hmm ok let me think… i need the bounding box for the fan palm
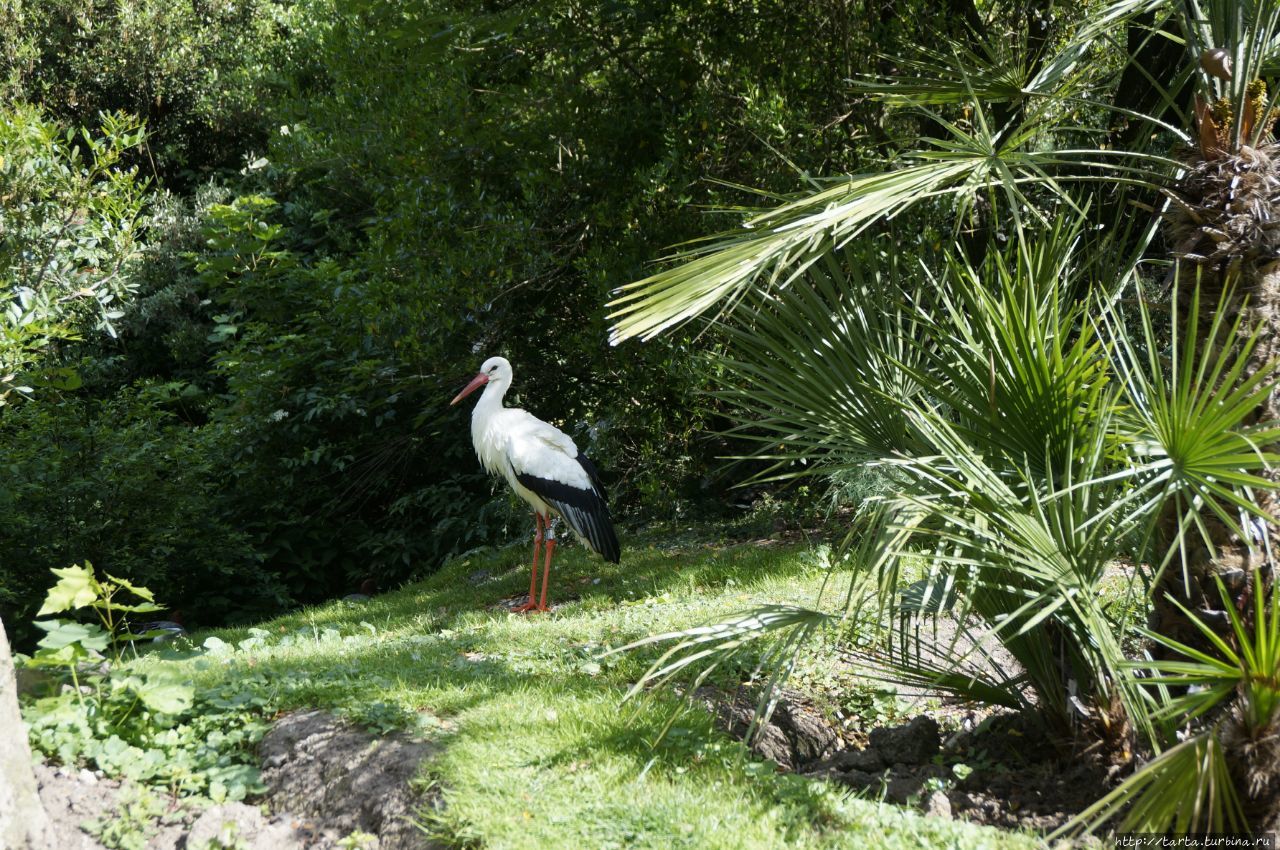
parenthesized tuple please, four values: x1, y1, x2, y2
(1058, 569, 1280, 834)
(611, 0, 1280, 832)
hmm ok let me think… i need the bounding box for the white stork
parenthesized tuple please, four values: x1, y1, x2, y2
(450, 356, 620, 612)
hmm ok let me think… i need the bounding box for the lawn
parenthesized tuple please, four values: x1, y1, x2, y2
(126, 527, 1034, 849)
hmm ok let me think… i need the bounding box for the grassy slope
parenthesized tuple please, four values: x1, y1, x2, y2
(168, 528, 1035, 850)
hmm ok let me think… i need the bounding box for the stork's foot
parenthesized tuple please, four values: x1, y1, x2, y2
(511, 597, 549, 614)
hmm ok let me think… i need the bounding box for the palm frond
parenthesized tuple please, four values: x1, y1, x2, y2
(1133, 570, 1280, 733)
(1030, 0, 1170, 94)
(609, 605, 831, 702)
(907, 222, 1113, 486)
(607, 130, 1173, 344)
(712, 244, 929, 476)
(850, 25, 1044, 107)
(840, 588, 1033, 711)
(607, 0, 1189, 345)
(887, 409, 1150, 733)
(1102, 278, 1280, 580)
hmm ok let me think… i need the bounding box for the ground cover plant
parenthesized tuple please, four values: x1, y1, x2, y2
(19, 564, 268, 803)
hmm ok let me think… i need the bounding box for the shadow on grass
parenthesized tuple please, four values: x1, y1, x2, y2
(156, 538, 846, 832)
(270, 533, 825, 629)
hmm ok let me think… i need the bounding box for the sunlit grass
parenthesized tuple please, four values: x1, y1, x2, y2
(148, 531, 1036, 849)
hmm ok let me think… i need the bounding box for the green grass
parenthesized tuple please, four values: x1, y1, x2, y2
(144, 529, 1036, 850)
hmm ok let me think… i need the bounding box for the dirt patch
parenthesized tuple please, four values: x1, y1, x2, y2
(32, 710, 440, 850)
(260, 710, 440, 850)
(34, 763, 201, 850)
(943, 714, 1114, 831)
(695, 687, 845, 772)
(34, 764, 114, 850)
(702, 688, 1113, 834)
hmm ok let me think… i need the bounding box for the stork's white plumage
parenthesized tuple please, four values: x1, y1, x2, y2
(450, 356, 620, 612)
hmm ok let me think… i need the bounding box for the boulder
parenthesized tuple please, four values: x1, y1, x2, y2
(867, 715, 941, 766)
(0, 616, 55, 850)
(259, 710, 437, 850)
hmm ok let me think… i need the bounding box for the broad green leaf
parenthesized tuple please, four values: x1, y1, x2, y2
(136, 681, 195, 715)
(34, 619, 110, 652)
(37, 563, 99, 615)
(104, 573, 156, 602)
(95, 601, 164, 614)
(202, 636, 231, 655)
(28, 642, 89, 667)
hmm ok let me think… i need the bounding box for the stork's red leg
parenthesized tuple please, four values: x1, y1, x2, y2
(512, 514, 544, 613)
(536, 533, 556, 612)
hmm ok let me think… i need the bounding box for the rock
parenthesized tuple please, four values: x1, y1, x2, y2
(924, 790, 952, 819)
(805, 746, 883, 776)
(259, 710, 437, 850)
(836, 769, 882, 793)
(837, 746, 885, 772)
(702, 693, 796, 770)
(466, 569, 493, 585)
(698, 688, 841, 771)
(29, 705, 440, 850)
(867, 715, 941, 766)
(0, 617, 59, 850)
(187, 803, 303, 850)
(885, 772, 927, 804)
(32, 763, 116, 850)
(772, 702, 838, 764)
(844, 768, 885, 788)
(744, 719, 795, 770)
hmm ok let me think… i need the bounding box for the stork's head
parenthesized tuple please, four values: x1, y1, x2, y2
(450, 356, 512, 405)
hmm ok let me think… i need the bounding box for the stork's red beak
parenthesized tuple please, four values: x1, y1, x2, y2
(450, 372, 489, 405)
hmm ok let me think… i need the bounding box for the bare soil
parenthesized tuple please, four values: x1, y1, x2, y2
(34, 710, 439, 850)
(704, 686, 1113, 832)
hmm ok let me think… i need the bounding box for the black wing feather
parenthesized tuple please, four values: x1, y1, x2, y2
(575, 451, 608, 501)
(514, 452, 620, 563)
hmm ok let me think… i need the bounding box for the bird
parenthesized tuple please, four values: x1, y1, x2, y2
(132, 610, 186, 644)
(450, 356, 620, 612)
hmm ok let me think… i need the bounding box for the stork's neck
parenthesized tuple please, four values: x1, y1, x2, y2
(471, 376, 510, 427)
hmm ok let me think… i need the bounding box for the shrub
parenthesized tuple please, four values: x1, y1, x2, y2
(0, 0, 293, 184)
(0, 103, 149, 400)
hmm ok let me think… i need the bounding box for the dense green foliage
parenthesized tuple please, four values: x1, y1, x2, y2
(609, 0, 1280, 834)
(0, 0, 962, 643)
(0, 104, 149, 399)
(0, 0, 289, 183)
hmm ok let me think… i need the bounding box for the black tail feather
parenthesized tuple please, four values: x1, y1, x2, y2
(551, 497, 620, 563)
